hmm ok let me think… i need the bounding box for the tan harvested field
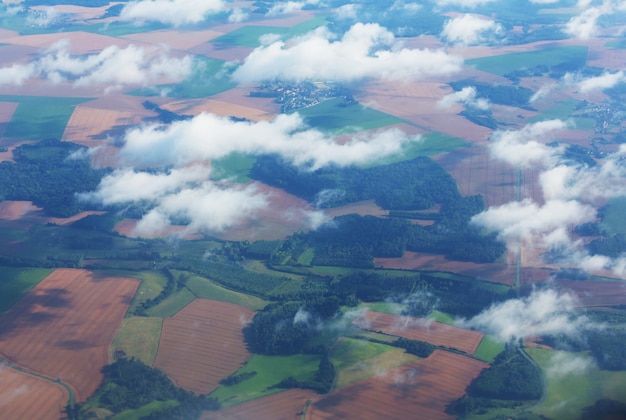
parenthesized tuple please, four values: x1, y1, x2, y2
(163, 98, 276, 121)
(203, 389, 317, 420)
(62, 105, 138, 147)
(123, 29, 224, 50)
(0, 201, 40, 220)
(0, 364, 69, 420)
(113, 218, 202, 240)
(153, 299, 254, 394)
(307, 350, 488, 420)
(0, 269, 139, 402)
(358, 81, 492, 143)
(210, 87, 280, 115)
(356, 311, 484, 355)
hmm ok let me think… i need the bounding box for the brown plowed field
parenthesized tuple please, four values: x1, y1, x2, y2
(554, 279, 626, 307)
(0, 269, 139, 402)
(355, 311, 484, 355)
(0, 200, 105, 227)
(306, 350, 488, 420)
(153, 299, 255, 394)
(0, 364, 69, 419)
(203, 389, 317, 420)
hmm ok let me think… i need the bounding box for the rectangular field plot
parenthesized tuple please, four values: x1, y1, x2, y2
(307, 350, 488, 420)
(355, 310, 484, 355)
(0, 364, 69, 420)
(204, 389, 317, 420)
(153, 298, 255, 394)
(0, 269, 139, 401)
(0, 95, 92, 141)
(466, 46, 588, 76)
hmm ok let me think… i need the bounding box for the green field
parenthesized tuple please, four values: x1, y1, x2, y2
(112, 400, 178, 420)
(473, 336, 505, 362)
(600, 196, 626, 235)
(335, 346, 418, 388)
(210, 152, 256, 183)
(210, 354, 321, 407)
(0, 267, 52, 313)
(179, 271, 267, 310)
(429, 310, 456, 325)
(146, 288, 196, 318)
(107, 270, 167, 315)
(362, 301, 405, 314)
(605, 39, 626, 49)
(296, 98, 404, 133)
(213, 15, 328, 47)
(330, 337, 395, 371)
(527, 348, 626, 419)
(466, 46, 588, 76)
(0, 95, 91, 141)
(110, 317, 163, 366)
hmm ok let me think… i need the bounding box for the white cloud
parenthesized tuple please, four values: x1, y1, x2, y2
(118, 112, 420, 171)
(266, 0, 319, 16)
(0, 63, 37, 86)
(433, 0, 496, 7)
(564, 7, 602, 39)
(437, 86, 490, 110)
(472, 198, 596, 250)
(228, 7, 248, 23)
(120, 0, 228, 26)
(1, 0, 23, 4)
(488, 120, 569, 168)
(546, 352, 593, 379)
(440, 14, 504, 45)
(83, 111, 420, 235)
(575, 71, 626, 94)
(334, 4, 360, 20)
(458, 289, 590, 342)
(232, 23, 463, 84)
(0, 40, 193, 91)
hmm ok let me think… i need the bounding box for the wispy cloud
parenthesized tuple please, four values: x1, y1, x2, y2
(232, 23, 463, 84)
(437, 86, 490, 110)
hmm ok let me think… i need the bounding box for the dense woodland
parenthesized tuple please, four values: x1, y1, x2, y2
(0, 139, 105, 217)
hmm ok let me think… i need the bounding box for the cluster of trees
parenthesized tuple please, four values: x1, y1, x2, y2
(273, 353, 336, 394)
(219, 371, 257, 386)
(0, 139, 105, 217)
(250, 155, 460, 210)
(133, 269, 177, 316)
(79, 358, 219, 419)
(448, 346, 543, 416)
(449, 81, 535, 110)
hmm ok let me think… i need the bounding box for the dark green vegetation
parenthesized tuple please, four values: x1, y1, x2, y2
(448, 346, 544, 417)
(0, 139, 105, 217)
(449, 80, 535, 110)
(78, 358, 219, 420)
(0, 267, 52, 313)
(0, 96, 91, 141)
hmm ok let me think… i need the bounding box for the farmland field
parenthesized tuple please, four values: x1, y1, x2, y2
(179, 271, 268, 310)
(466, 46, 588, 76)
(145, 287, 196, 318)
(0, 269, 139, 401)
(527, 348, 626, 419)
(204, 389, 317, 420)
(0, 267, 52, 314)
(307, 350, 488, 420)
(355, 311, 484, 355)
(153, 299, 255, 394)
(110, 316, 163, 366)
(0, 95, 91, 141)
(210, 353, 321, 407)
(295, 98, 404, 133)
(0, 364, 69, 420)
